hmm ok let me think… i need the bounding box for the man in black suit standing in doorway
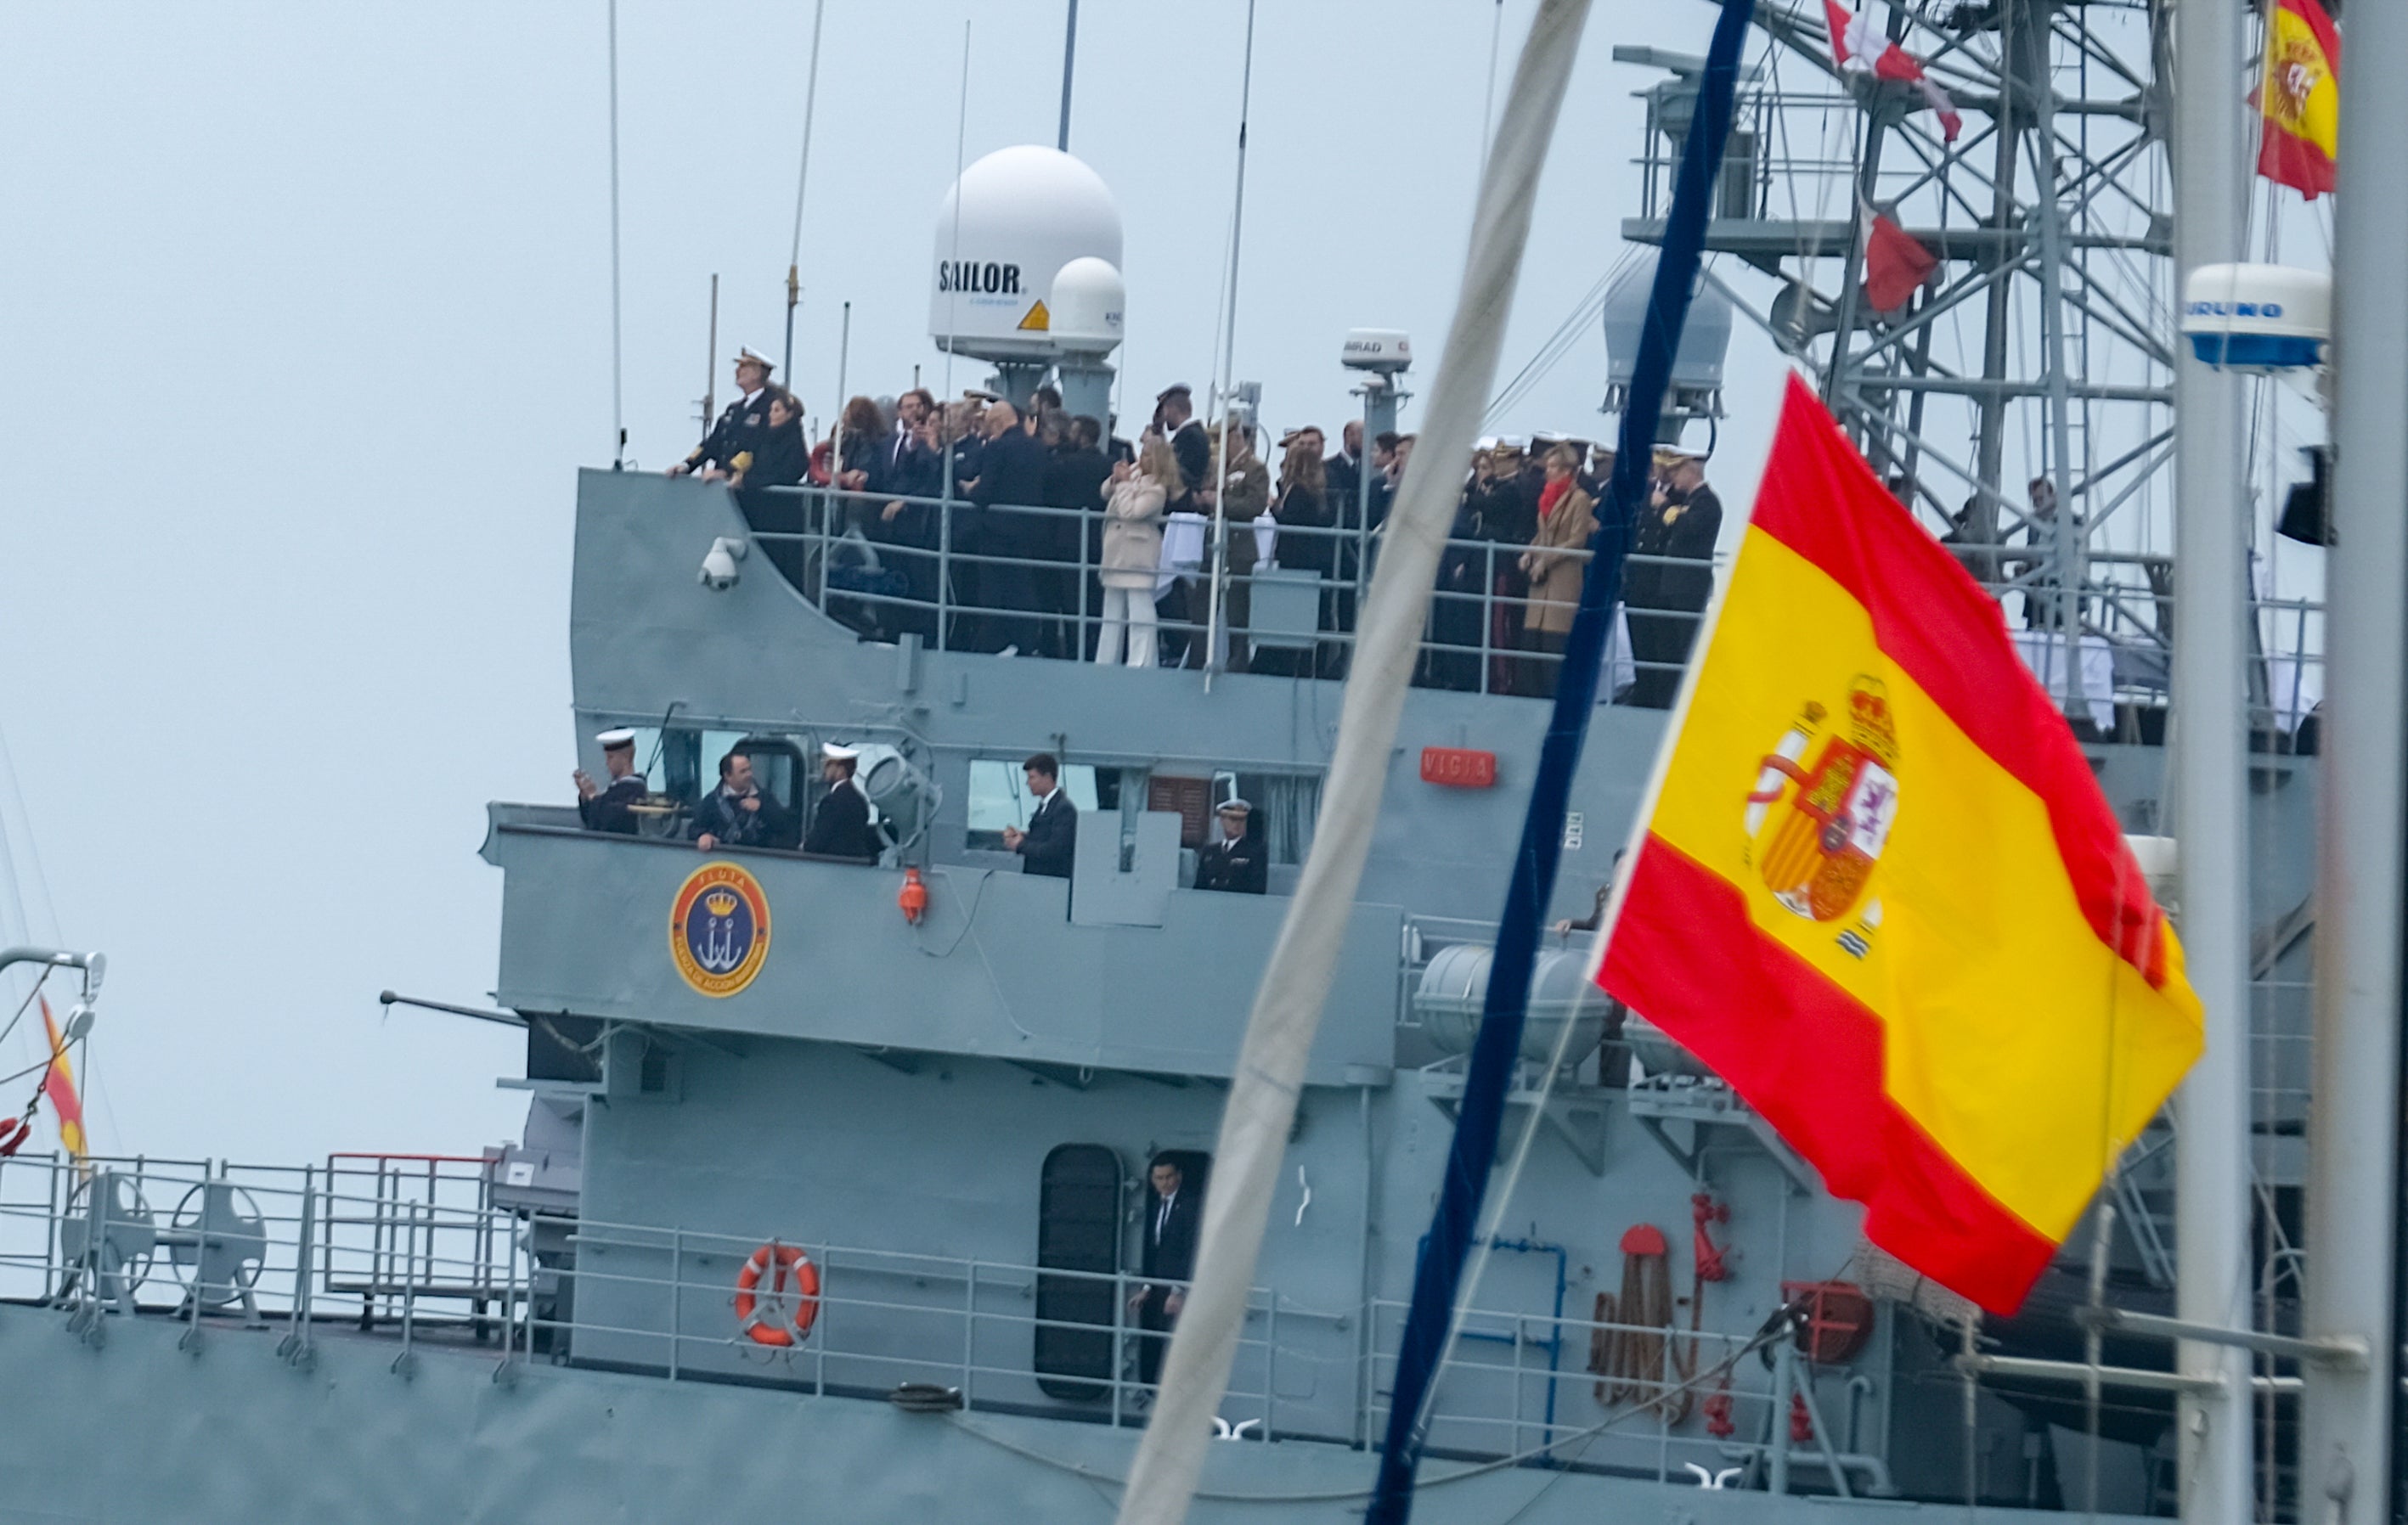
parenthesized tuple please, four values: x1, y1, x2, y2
(1130, 1155, 1199, 1390)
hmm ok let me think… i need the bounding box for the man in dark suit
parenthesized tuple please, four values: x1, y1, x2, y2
(1194, 800, 1266, 893)
(1129, 1155, 1200, 1388)
(967, 402, 1052, 653)
(804, 743, 883, 859)
(668, 347, 778, 481)
(1001, 753, 1077, 878)
(572, 729, 646, 835)
(1154, 384, 1212, 495)
(1044, 415, 1113, 657)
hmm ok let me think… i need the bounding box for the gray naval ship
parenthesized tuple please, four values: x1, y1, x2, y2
(0, 0, 2370, 1518)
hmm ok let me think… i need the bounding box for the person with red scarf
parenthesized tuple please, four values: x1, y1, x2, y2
(1517, 443, 1599, 698)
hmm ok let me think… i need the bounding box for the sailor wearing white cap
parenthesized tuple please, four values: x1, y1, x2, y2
(804, 742, 882, 860)
(574, 729, 646, 836)
(1193, 799, 1266, 895)
(668, 346, 780, 481)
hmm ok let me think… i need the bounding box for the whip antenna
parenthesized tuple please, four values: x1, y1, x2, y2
(782, 0, 828, 380)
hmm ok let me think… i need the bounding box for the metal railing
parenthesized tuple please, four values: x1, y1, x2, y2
(739, 484, 1711, 702)
(733, 484, 2323, 734)
(0, 1150, 1893, 1493)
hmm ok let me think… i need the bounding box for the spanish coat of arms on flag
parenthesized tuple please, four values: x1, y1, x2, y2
(1595, 374, 2203, 1314)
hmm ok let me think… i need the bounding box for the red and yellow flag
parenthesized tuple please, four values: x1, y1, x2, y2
(39, 997, 87, 1161)
(2256, 0, 2340, 199)
(1597, 376, 2202, 1314)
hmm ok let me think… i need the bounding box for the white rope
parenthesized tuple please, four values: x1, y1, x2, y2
(1109, 3, 1594, 1519)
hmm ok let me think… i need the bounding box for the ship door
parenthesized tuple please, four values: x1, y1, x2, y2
(1035, 1145, 1123, 1398)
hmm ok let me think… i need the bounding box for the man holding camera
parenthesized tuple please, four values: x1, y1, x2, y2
(573, 729, 646, 836)
(691, 750, 796, 853)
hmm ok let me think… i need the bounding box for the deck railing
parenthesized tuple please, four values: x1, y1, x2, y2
(733, 484, 2322, 736)
(0, 1150, 1883, 1494)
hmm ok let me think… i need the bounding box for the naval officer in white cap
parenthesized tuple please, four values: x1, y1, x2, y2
(804, 742, 882, 860)
(668, 346, 779, 482)
(574, 729, 646, 835)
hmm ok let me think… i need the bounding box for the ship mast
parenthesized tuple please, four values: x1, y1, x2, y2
(2302, 0, 2407, 1502)
(2167, 0, 2253, 1511)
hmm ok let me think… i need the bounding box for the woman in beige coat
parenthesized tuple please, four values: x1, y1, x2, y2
(1096, 436, 1176, 667)
(1517, 442, 1599, 698)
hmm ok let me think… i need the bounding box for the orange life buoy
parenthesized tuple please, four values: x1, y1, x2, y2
(733, 1241, 820, 1347)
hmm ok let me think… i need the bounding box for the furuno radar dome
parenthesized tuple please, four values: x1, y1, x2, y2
(929, 146, 1124, 363)
(2180, 263, 2330, 373)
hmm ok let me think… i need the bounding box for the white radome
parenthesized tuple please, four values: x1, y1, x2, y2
(929, 146, 1124, 363)
(1048, 256, 1125, 355)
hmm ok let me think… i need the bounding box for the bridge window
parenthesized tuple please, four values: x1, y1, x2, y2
(966, 760, 1117, 852)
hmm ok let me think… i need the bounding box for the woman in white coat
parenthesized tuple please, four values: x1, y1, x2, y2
(1096, 436, 1175, 667)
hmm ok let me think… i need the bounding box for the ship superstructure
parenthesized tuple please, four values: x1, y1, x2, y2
(0, 455, 2320, 1520)
(0, 2, 2349, 1518)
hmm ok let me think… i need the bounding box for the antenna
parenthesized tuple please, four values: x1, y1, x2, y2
(941, 22, 969, 406)
(1479, 0, 1504, 166)
(1200, 0, 1259, 688)
(783, 0, 827, 380)
(606, 0, 625, 468)
(700, 274, 720, 436)
(1056, 0, 1080, 152)
(832, 301, 853, 481)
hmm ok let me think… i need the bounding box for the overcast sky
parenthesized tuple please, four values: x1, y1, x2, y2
(0, 0, 2002, 1166)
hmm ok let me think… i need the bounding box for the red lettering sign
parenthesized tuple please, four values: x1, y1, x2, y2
(1420, 747, 1497, 789)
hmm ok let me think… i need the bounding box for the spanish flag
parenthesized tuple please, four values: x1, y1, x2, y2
(39, 997, 87, 1161)
(2256, 0, 2340, 200)
(1597, 376, 2202, 1314)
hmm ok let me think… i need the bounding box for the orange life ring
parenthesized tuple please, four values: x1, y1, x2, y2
(733, 1241, 820, 1347)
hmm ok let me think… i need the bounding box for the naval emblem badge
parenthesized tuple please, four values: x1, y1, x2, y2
(670, 863, 772, 997)
(1741, 678, 1899, 926)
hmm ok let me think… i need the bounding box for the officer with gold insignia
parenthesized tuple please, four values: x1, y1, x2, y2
(668, 346, 779, 481)
(573, 729, 646, 835)
(1194, 800, 1266, 894)
(1624, 447, 1723, 709)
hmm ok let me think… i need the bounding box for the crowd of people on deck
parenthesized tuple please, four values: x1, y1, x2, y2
(663, 347, 1723, 706)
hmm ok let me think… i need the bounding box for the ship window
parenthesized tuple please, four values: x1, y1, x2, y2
(1035, 1144, 1123, 1398)
(609, 727, 692, 797)
(966, 759, 1114, 852)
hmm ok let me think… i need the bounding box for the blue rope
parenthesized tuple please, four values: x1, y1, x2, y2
(1362, 1, 1757, 1515)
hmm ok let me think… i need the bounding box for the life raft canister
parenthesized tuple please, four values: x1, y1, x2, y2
(733, 1241, 821, 1347)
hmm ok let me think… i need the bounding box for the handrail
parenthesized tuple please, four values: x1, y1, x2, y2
(721, 482, 2321, 724)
